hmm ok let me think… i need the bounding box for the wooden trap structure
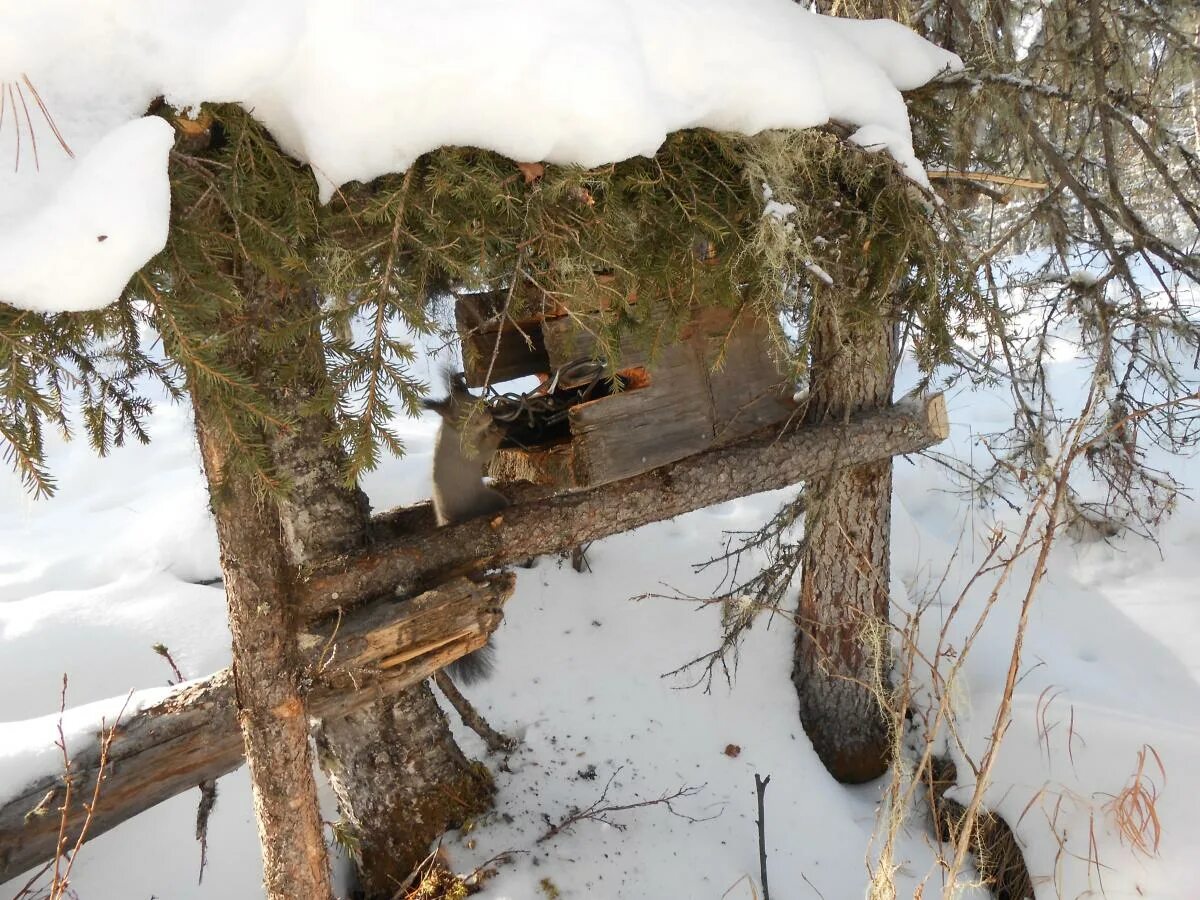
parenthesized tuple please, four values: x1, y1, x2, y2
(455, 288, 798, 489)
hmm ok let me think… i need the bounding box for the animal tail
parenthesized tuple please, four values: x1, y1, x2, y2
(446, 638, 496, 685)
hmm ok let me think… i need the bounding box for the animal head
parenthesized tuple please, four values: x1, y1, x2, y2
(423, 370, 506, 461)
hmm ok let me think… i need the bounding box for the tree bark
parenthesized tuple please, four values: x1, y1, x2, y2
(315, 687, 495, 897)
(257, 287, 496, 899)
(191, 403, 334, 900)
(793, 309, 897, 784)
(788, 0, 911, 787)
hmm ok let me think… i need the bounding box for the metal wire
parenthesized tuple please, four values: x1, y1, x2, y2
(485, 357, 608, 437)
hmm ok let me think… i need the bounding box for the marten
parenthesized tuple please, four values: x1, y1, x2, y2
(422, 370, 509, 683)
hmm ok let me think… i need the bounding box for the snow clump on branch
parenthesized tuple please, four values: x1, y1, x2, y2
(0, 0, 962, 313)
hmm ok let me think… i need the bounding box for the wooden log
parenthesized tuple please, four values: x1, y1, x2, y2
(301, 394, 951, 619)
(0, 575, 513, 884)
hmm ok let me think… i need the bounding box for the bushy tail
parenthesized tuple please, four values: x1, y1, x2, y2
(446, 639, 496, 685)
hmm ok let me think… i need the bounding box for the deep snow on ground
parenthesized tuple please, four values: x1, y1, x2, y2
(2, 335, 1199, 898)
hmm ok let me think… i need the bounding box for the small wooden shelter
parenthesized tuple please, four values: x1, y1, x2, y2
(455, 288, 798, 489)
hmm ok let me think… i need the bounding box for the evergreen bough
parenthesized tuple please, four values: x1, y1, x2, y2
(2, 104, 976, 494)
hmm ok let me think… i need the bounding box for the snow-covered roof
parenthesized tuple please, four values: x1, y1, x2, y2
(0, 0, 961, 313)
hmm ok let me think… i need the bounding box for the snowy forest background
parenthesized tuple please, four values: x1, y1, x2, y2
(2, 0, 1199, 898)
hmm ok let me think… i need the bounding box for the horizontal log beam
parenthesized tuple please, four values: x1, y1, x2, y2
(300, 394, 950, 619)
(0, 575, 513, 884)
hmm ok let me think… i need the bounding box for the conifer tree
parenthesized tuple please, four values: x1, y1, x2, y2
(914, 0, 1200, 529)
(770, 0, 1199, 785)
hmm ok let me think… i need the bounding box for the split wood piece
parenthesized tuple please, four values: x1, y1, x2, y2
(0, 575, 513, 883)
(301, 394, 951, 620)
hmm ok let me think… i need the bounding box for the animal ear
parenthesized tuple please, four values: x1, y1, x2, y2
(422, 397, 450, 417)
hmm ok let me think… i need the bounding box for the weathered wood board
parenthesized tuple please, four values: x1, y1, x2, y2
(486, 300, 796, 488)
(455, 290, 551, 387)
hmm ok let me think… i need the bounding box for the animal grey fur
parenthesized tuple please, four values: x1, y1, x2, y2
(422, 370, 508, 683)
(423, 373, 509, 526)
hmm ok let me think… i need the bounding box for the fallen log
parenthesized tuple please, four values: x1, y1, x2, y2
(300, 393, 950, 618)
(0, 575, 513, 883)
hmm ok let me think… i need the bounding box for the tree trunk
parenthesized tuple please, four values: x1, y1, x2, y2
(255, 288, 495, 899)
(785, 0, 912, 789)
(0, 575, 512, 885)
(314, 687, 495, 896)
(792, 292, 898, 784)
(191, 396, 334, 900)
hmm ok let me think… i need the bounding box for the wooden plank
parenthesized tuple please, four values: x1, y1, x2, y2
(540, 308, 654, 372)
(455, 292, 550, 387)
(567, 347, 714, 486)
(702, 314, 795, 442)
(535, 304, 795, 485)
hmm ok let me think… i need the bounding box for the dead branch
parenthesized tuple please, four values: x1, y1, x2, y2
(536, 766, 714, 845)
(432, 671, 516, 755)
(754, 774, 771, 900)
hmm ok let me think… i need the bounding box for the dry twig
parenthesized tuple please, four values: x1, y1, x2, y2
(432, 670, 515, 755)
(536, 766, 714, 844)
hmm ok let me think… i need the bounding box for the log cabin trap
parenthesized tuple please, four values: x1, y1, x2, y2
(455, 285, 797, 489)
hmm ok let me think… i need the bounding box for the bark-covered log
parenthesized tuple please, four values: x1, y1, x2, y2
(301, 394, 950, 619)
(0, 575, 512, 884)
(192, 389, 334, 900)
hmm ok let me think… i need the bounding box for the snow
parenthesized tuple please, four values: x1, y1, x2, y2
(891, 474, 1200, 899)
(2, 330, 1200, 898)
(0, 117, 174, 312)
(0, 686, 180, 804)
(0, 0, 961, 313)
(761, 183, 798, 221)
